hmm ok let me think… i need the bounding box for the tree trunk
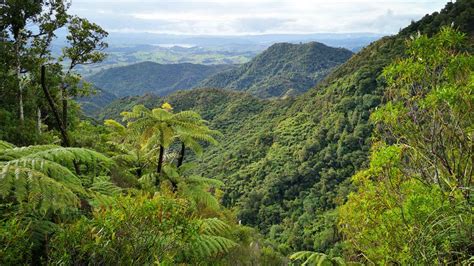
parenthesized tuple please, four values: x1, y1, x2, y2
(61, 83, 68, 130)
(18, 77, 24, 122)
(36, 107, 41, 134)
(177, 142, 185, 167)
(41, 66, 81, 175)
(15, 39, 24, 123)
(156, 145, 164, 186)
(40, 65, 70, 147)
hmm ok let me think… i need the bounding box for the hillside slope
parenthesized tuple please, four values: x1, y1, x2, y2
(199, 42, 353, 98)
(93, 0, 473, 254)
(200, 0, 474, 253)
(87, 61, 234, 97)
(77, 89, 117, 116)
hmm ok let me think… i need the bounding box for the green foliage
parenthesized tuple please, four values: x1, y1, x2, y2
(0, 140, 260, 265)
(2, 1, 473, 265)
(121, 104, 220, 151)
(87, 61, 233, 97)
(201, 42, 353, 98)
(48, 193, 197, 264)
(400, 0, 474, 37)
(0, 142, 113, 213)
(0, 140, 121, 264)
(290, 251, 346, 266)
(0, 0, 108, 146)
(0, 218, 33, 265)
(339, 27, 473, 264)
(87, 1, 474, 258)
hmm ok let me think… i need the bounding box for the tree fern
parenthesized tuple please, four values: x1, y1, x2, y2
(119, 104, 221, 177)
(1, 158, 84, 190)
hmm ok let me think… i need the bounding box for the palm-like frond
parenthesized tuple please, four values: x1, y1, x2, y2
(162, 164, 222, 210)
(200, 218, 232, 236)
(89, 176, 122, 196)
(104, 119, 127, 139)
(28, 147, 113, 171)
(179, 183, 220, 210)
(121, 104, 221, 158)
(0, 140, 15, 151)
(290, 251, 346, 266)
(1, 158, 85, 194)
(188, 234, 237, 258)
(0, 164, 80, 213)
(0, 145, 60, 161)
(0, 142, 114, 214)
(184, 218, 237, 259)
(187, 175, 224, 187)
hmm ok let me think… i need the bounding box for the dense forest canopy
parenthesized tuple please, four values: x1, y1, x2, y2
(0, 0, 472, 265)
(87, 61, 234, 97)
(199, 42, 353, 98)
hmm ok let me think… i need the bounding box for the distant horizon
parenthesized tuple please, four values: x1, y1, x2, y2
(70, 0, 448, 36)
(102, 31, 387, 37)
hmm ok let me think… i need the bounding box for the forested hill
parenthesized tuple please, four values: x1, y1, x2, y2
(93, 0, 474, 257)
(194, 0, 473, 254)
(87, 61, 234, 97)
(199, 42, 353, 98)
(1, 0, 473, 264)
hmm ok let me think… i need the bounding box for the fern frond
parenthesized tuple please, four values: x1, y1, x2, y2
(152, 108, 173, 120)
(138, 173, 157, 187)
(188, 234, 237, 258)
(290, 251, 345, 266)
(179, 184, 220, 210)
(121, 104, 151, 121)
(1, 159, 85, 194)
(200, 218, 232, 236)
(177, 162, 198, 173)
(89, 176, 122, 196)
(187, 175, 224, 187)
(28, 147, 113, 171)
(88, 191, 118, 208)
(0, 140, 15, 151)
(0, 145, 60, 161)
(179, 137, 203, 156)
(332, 257, 347, 265)
(104, 119, 127, 140)
(0, 165, 80, 213)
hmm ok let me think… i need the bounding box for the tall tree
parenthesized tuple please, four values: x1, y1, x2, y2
(59, 16, 108, 131)
(0, 0, 69, 122)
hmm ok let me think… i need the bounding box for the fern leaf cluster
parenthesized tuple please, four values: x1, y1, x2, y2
(116, 104, 221, 156)
(184, 218, 237, 260)
(290, 251, 346, 266)
(0, 141, 116, 214)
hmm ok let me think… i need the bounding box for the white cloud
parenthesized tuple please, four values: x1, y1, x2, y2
(69, 0, 449, 35)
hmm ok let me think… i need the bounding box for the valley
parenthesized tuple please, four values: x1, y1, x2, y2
(0, 0, 472, 264)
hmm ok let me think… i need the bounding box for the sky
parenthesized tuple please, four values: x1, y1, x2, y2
(69, 0, 449, 36)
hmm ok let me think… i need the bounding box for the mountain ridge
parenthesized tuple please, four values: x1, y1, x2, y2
(90, 0, 474, 254)
(87, 61, 234, 97)
(199, 41, 353, 98)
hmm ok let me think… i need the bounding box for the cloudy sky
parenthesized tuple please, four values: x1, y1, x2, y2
(69, 0, 449, 35)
